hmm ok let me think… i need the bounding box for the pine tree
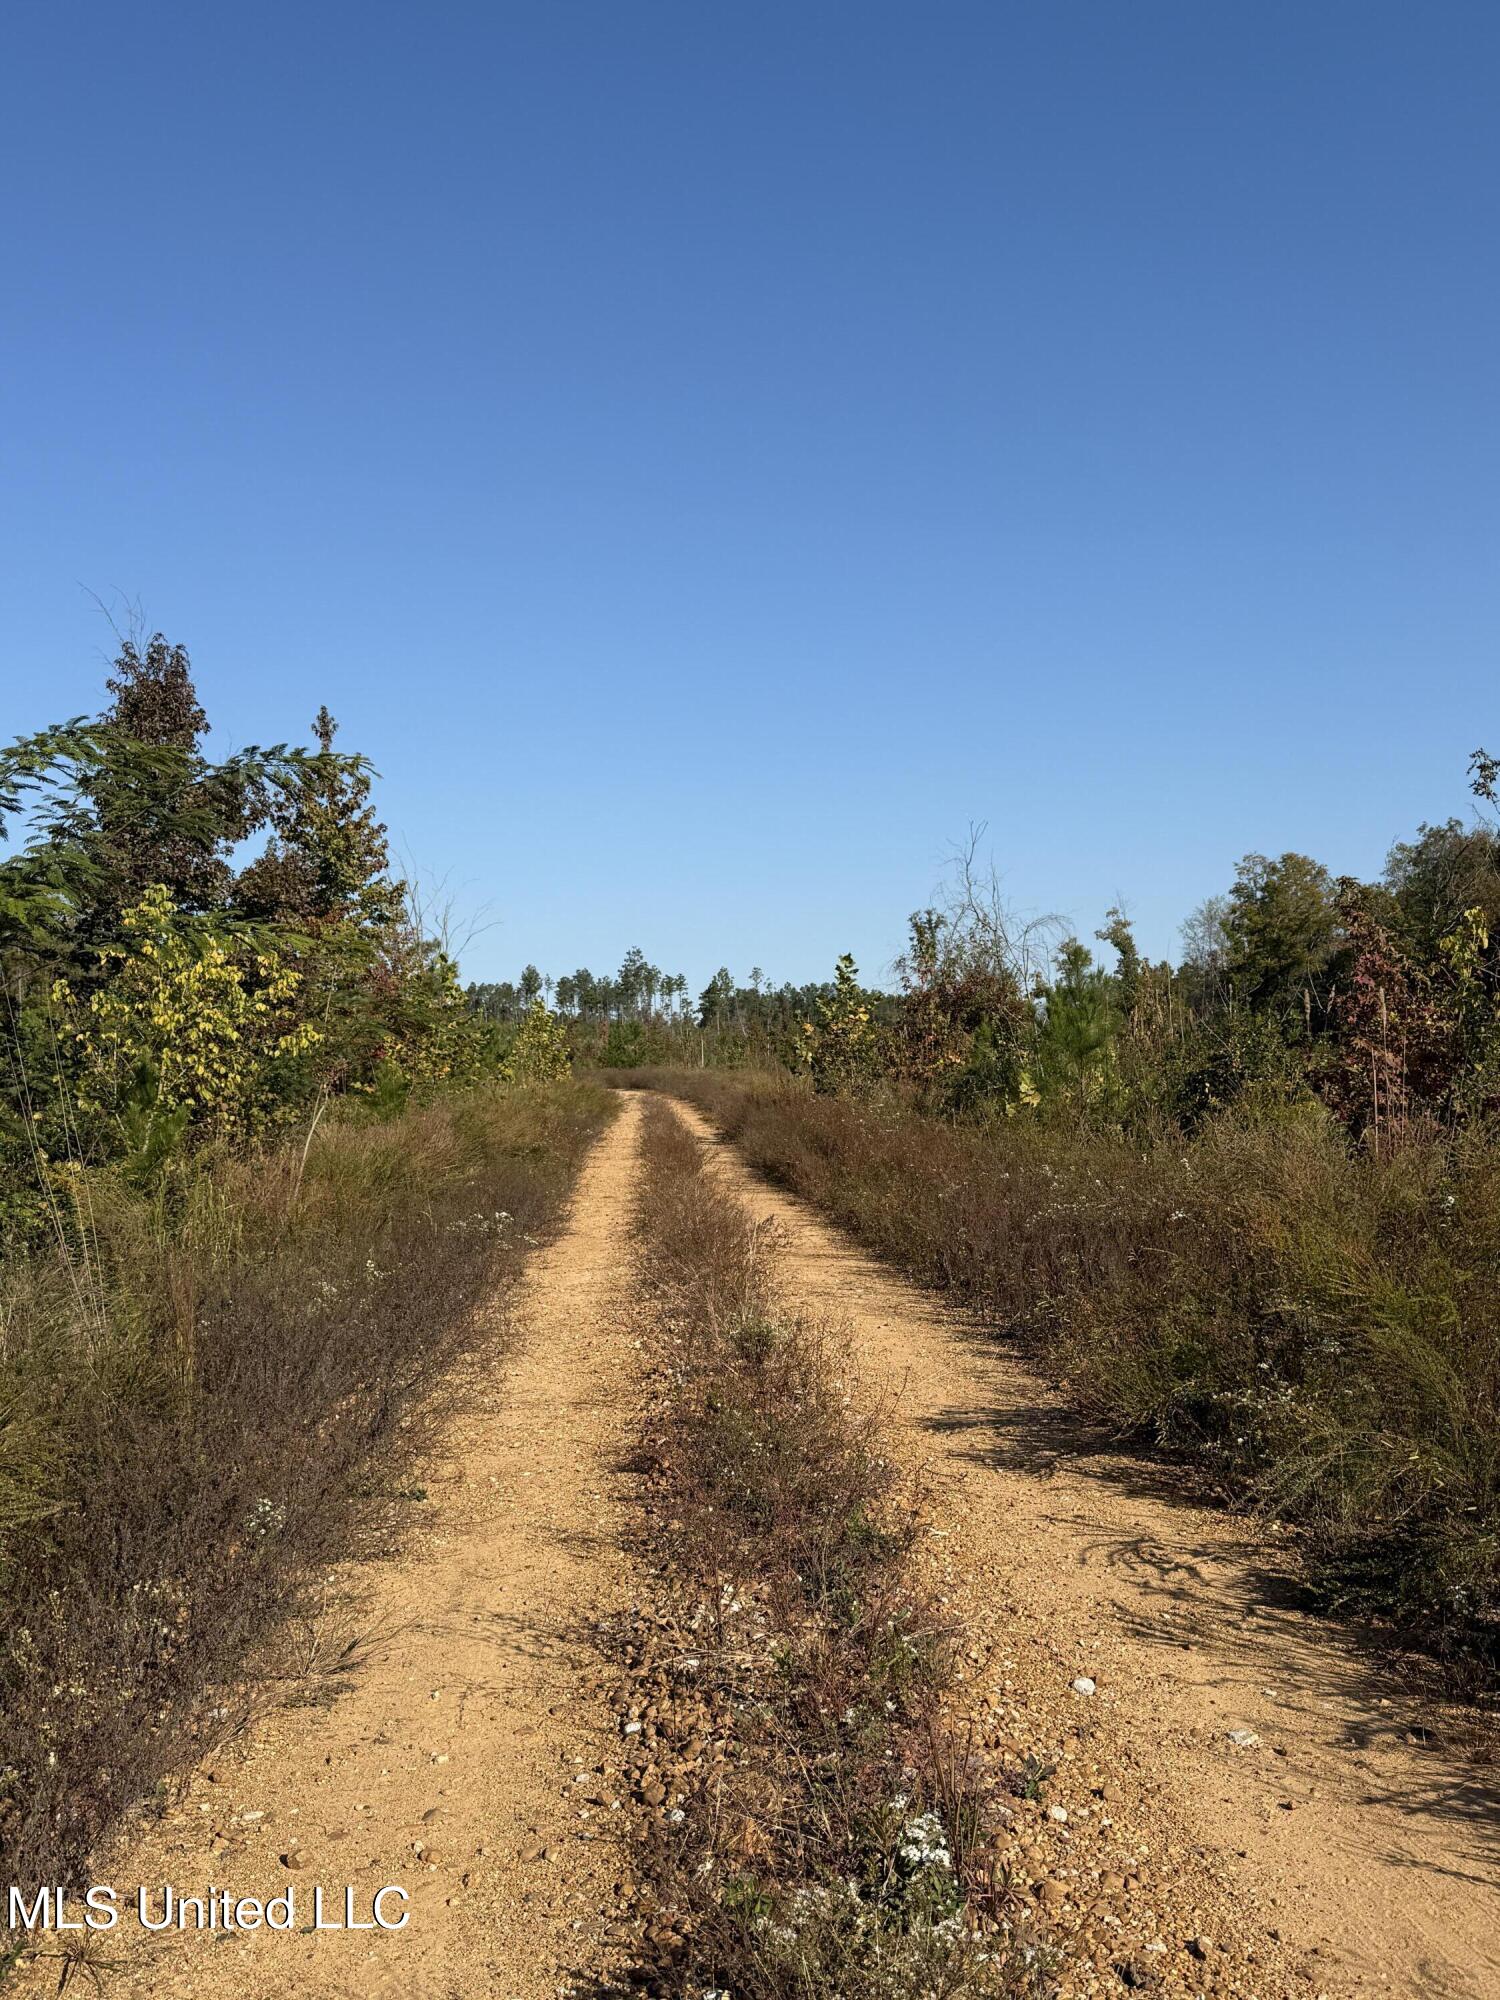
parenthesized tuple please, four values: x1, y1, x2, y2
(237, 708, 393, 926)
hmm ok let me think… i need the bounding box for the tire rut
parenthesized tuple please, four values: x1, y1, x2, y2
(666, 1093, 1500, 2000)
(16, 1096, 645, 2000)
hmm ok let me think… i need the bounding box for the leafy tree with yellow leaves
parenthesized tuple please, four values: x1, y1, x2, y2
(54, 885, 321, 1170)
(500, 999, 573, 1084)
(801, 953, 880, 1097)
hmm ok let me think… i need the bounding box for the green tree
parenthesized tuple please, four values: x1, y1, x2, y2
(698, 967, 735, 1031)
(55, 885, 320, 1167)
(467, 980, 521, 1022)
(1384, 819, 1500, 959)
(1096, 907, 1142, 1020)
(237, 707, 394, 927)
(614, 947, 644, 1017)
(1032, 939, 1121, 1114)
(501, 999, 572, 1083)
(1222, 852, 1337, 1025)
(85, 635, 250, 928)
(0, 638, 306, 975)
(802, 954, 879, 1097)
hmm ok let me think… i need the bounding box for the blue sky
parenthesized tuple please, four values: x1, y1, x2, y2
(3, 3, 1496, 993)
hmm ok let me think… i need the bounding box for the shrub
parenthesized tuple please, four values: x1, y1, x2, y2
(52, 886, 321, 1164)
(500, 997, 572, 1082)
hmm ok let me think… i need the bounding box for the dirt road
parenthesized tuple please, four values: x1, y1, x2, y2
(669, 1095, 1500, 2000)
(25, 1094, 645, 2000)
(17, 1087, 1498, 2000)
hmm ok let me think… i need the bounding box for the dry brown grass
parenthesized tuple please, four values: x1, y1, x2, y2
(618, 1068, 1500, 1689)
(0, 1081, 613, 1918)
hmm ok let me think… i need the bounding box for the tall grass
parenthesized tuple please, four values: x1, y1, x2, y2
(0, 1081, 613, 1902)
(622, 1069, 1500, 1682)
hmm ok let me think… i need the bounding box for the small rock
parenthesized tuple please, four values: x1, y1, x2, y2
(1226, 1729, 1261, 1749)
(1071, 1677, 1097, 1696)
(1187, 1935, 1213, 1960)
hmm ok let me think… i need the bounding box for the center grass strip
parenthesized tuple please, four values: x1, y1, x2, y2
(608, 1098, 1053, 1999)
(0, 1080, 615, 1918)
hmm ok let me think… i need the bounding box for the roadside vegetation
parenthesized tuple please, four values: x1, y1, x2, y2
(624, 1069, 1500, 1682)
(578, 784, 1500, 1686)
(612, 1096, 1051, 1999)
(0, 1080, 609, 1901)
(0, 628, 605, 1915)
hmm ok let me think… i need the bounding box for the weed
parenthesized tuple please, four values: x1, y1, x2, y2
(611, 1097, 1053, 1998)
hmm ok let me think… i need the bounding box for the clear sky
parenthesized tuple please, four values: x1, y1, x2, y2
(3, 3, 1496, 993)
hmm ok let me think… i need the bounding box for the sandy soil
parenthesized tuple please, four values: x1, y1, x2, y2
(15, 1095, 644, 2000)
(667, 1095, 1500, 2000)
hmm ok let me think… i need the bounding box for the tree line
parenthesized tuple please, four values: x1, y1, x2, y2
(469, 764, 1500, 1147)
(780, 785, 1500, 1149)
(467, 957, 842, 1067)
